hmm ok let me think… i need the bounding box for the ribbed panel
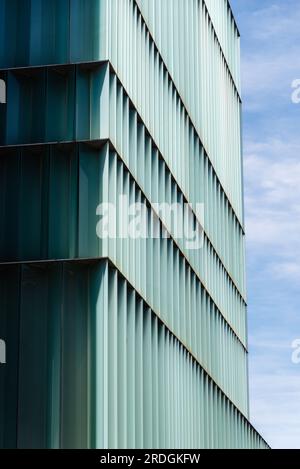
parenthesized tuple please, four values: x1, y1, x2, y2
(106, 0, 244, 223)
(105, 65, 246, 299)
(0, 260, 268, 449)
(0, 0, 102, 67)
(203, 0, 240, 89)
(0, 262, 91, 449)
(135, 0, 240, 92)
(100, 146, 249, 411)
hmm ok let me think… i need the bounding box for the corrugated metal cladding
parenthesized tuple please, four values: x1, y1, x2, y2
(0, 0, 268, 449)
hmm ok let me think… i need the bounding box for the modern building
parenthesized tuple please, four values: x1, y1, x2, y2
(0, 0, 268, 449)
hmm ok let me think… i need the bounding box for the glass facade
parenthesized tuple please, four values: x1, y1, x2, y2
(0, 0, 268, 449)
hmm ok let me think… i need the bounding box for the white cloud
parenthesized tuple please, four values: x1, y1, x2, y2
(238, 2, 300, 111)
(244, 141, 300, 264)
(250, 3, 300, 41)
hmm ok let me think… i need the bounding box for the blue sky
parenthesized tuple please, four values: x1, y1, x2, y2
(231, 0, 300, 449)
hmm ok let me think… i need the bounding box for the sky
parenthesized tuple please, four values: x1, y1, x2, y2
(230, 0, 300, 449)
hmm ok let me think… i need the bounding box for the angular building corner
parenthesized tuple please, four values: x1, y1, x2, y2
(0, 0, 269, 449)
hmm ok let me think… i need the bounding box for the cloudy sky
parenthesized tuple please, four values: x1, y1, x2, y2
(230, 0, 300, 449)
